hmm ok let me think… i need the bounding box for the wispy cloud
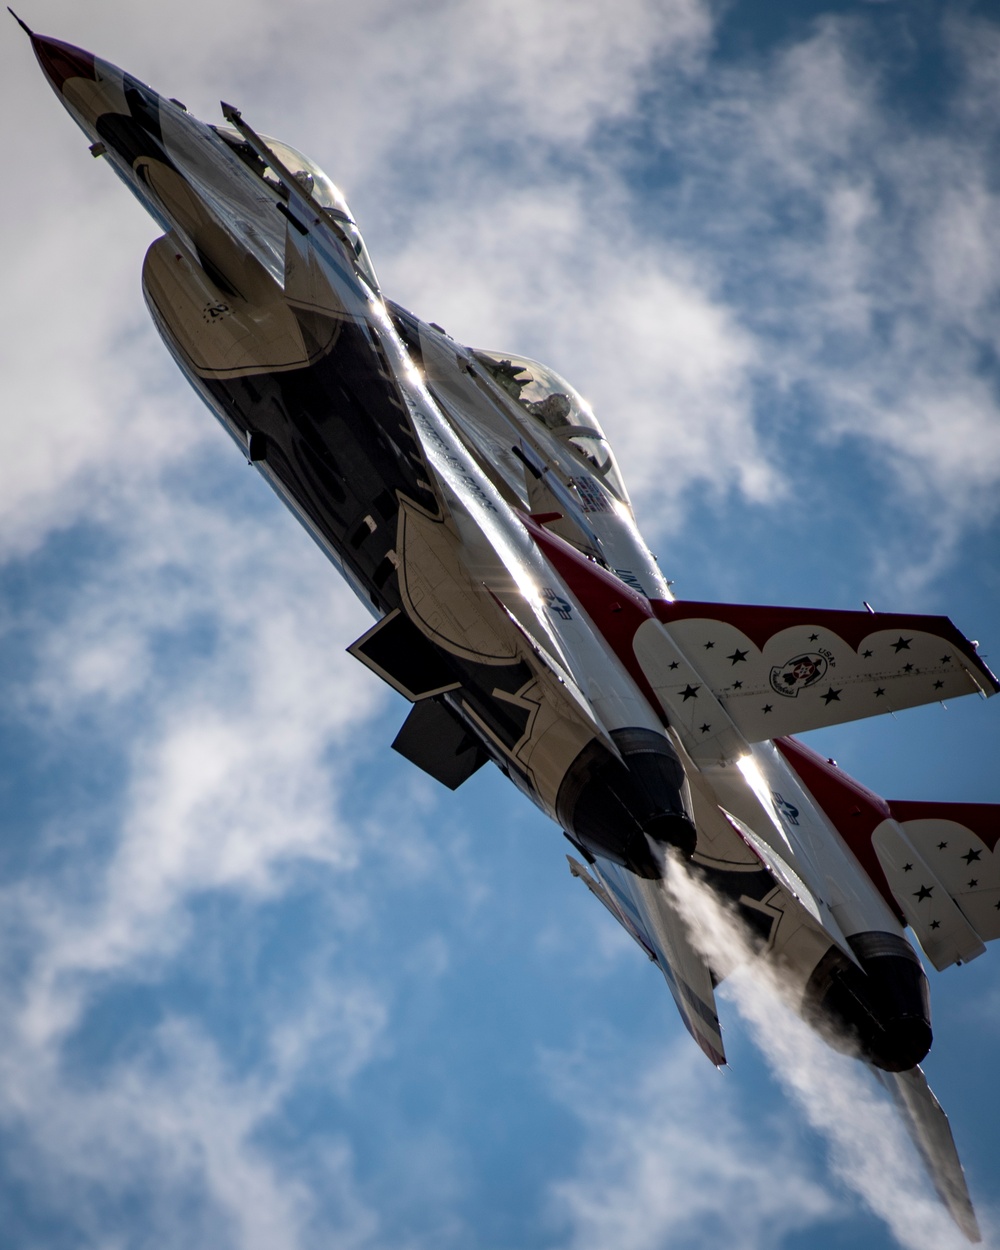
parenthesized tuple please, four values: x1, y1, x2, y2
(5, 473, 387, 1040)
(548, 1038, 836, 1250)
(0, 1014, 380, 1250)
(0, 469, 398, 1246)
(624, 15, 1000, 583)
(14, 2, 1000, 575)
(2, 2, 999, 1247)
(664, 863, 990, 1249)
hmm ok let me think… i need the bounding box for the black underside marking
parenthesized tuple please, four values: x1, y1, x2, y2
(191, 300, 549, 794)
(371, 555, 395, 589)
(349, 519, 373, 548)
(689, 863, 780, 951)
(124, 80, 164, 141)
(373, 489, 397, 520)
(96, 111, 171, 172)
(204, 313, 433, 610)
(350, 610, 460, 701)
(392, 698, 487, 789)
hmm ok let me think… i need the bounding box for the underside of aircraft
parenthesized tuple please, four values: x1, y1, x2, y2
(19, 16, 998, 1240)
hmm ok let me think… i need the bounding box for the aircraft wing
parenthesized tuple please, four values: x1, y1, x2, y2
(650, 601, 997, 742)
(872, 1065, 981, 1243)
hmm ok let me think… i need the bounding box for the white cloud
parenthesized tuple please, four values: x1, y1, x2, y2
(7, 0, 1000, 581)
(664, 863, 984, 1250)
(548, 1040, 835, 1250)
(0, 1014, 380, 1250)
(638, 15, 1000, 575)
(2, 3, 999, 1247)
(0, 479, 396, 1237)
(8, 479, 387, 1046)
(0, 190, 182, 560)
(3, 0, 759, 560)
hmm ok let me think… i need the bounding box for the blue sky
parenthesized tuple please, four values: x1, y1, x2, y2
(2, 2, 999, 1247)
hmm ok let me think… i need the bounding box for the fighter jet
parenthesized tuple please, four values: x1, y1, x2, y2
(20, 17, 999, 1240)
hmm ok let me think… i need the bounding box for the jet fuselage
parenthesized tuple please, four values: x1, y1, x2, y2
(24, 35, 1000, 1235)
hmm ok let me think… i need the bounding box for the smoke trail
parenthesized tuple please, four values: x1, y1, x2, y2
(664, 860, 985, 1250)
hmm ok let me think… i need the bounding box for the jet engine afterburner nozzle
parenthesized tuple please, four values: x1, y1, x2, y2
(804, 930, 932, 1072)
(556, 727, 697, 877)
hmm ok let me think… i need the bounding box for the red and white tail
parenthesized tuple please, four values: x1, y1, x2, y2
(778, 737, 1000, 970)
(885, 799, 1000, 948)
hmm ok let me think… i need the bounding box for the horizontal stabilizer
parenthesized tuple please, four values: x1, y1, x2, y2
(886, 801, 1000, 948)
(873, 1065, 980, 1242)
(871, 821, 986, 970)
(651, 600, 997, 742)
(392, 698, 487, 789)
(776, 739, 997, 969)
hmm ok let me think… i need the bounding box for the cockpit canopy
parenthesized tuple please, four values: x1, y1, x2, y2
(212, 124, 379, 291)
(471, 350, 629, 505)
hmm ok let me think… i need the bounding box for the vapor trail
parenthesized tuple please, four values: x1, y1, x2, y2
(665, 862, 986, 1250)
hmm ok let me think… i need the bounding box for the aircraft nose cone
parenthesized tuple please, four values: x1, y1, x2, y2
(31, 34, 97, 94)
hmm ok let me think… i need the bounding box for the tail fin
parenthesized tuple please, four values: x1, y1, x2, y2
(873, 1065, 981, 1242)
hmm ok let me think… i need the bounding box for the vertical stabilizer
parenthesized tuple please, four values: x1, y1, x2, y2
(873, 1065, 981, 1242)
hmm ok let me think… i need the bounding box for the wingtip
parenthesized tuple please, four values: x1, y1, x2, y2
(7, 7, 33, 35)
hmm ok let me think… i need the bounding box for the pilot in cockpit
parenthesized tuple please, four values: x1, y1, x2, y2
(526, 392, 572, 431)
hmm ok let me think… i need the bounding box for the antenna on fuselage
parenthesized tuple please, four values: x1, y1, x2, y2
(7, 8, 34, 35)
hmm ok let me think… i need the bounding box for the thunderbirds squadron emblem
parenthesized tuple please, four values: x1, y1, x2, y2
(770, 652, 828, 697)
